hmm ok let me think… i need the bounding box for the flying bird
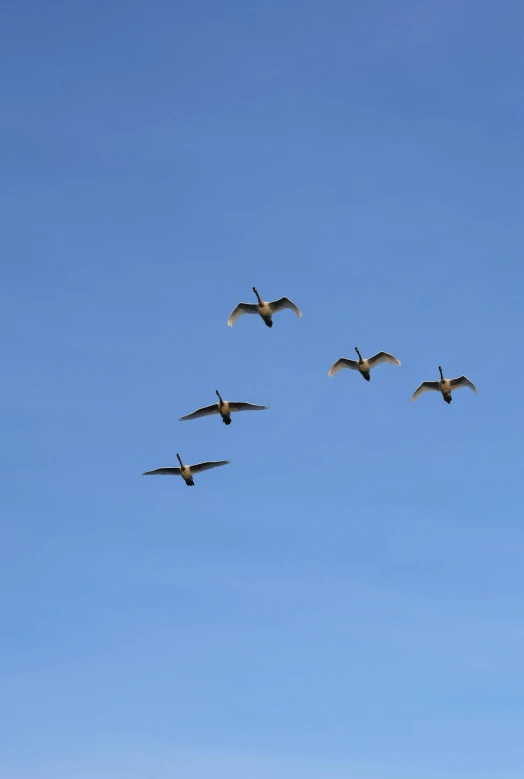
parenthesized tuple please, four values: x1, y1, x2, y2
(227, 287, 302, 328)
(328, 347, 401, 381)
(143, 453, 230, 486)
(411, 366, 477, 404)
(179, 390, 268, 425)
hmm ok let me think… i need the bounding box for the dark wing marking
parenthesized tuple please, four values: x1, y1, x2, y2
(227, 402, 269, 412)
(143, 467, 181, 476)
(190, 460, 231, 474)
(179, 403, 220, 421)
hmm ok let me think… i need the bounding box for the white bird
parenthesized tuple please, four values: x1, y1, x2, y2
(411, 366, 477, 404)
(328, 347, 401, 382)
(143, 453, 230, 487)
(227, 286, 302, 328)
(180, 390, 269, 425)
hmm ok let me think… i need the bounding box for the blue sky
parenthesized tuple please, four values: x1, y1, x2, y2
(2, 1, 524, 776)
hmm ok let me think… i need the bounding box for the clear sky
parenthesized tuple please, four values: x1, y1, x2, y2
(2, 1, 524, 777)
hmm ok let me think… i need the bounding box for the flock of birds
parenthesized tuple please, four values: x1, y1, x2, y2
(143, 286, 478, 487)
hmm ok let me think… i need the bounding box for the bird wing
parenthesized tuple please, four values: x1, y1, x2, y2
(190, 460, 231, 474)
(450, 376, 478, 393)
(179, 403, 220, 421)
(367, 351, 401, 369)
(143, 467, 181, 476)
(410, 381, 441, 401)
(227, 303, 259, 327)
(228, 402, 269, 412)
(268, 297, 303, 318)
(328, 358, 359, 376)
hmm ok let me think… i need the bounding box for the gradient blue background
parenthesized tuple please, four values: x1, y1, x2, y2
(2, 1, 524, 777)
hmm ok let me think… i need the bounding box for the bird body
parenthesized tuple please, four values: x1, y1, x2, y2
(179, 463, 195, 486)
(411, 366, 477, 404)
(227, 287, 302, 328)
(440, 377, 452, 404)
(255, 299, 272, 325)
(218, 399, 231, 424)
(143, 453, 230, 486)
(328, 347, 401, 381)
(179, 391, 268, 425)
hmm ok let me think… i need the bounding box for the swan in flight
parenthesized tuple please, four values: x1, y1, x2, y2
(143, 453, 230, 486)
(227, 287, 302, 328)
(328, 347, 401, 381)
(411, 366, 477, 404)
(179, 390, 268, 425)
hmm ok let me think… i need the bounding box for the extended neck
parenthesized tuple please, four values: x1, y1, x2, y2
(176, 453, 183, 466)
(216, 390, 223, 404)
(438, 366, 444, 379)
(355, 347, 362, 361)
(253, 287, 262, 304)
